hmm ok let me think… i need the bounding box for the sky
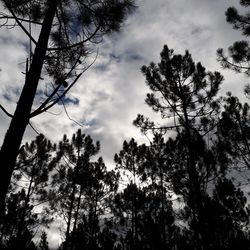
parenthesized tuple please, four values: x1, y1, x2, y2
(0, 0, 249, 247)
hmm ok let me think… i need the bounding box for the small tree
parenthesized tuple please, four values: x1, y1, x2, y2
(50, 129, 100, 249)
(39, 231, 49, 250)
(114, 138, 146, 249)
(13, 134, 55, 237)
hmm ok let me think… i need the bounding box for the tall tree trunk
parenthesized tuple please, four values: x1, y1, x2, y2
(65, 147, 81, 250)
(0, 0, 59, 216)
(182, 101, 204, 250)
(65, 183, 77, 250)
(70, 186, 83, 250)
(17, 161, 36, 238)
(159, 165, 166, 249)
(132, 160, 138, 250)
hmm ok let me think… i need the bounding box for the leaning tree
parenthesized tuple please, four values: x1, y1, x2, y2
(0, 0, 136, 214)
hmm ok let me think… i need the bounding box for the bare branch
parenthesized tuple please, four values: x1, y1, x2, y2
(30, 83, 62, 118)
(2, 2, 37, 45)
(0, 104, 13, 117)
(60, 98, 83, 127)
(28, 121, 40, 135)
(0, 13, 42, 25)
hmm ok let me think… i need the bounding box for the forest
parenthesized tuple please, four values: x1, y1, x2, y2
(0, 0, 250, 250)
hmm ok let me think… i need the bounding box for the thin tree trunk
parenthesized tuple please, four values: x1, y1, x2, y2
(132, 159, 137, 250)
(72, 187, 83, 235)
(0, 0, 59, 216)
(70, 186, 83, 250)
(160, 165, 166, 249)
(65, 183, 77, 250)
(17, 161, 36, 238)
(65, 146, 81, 250)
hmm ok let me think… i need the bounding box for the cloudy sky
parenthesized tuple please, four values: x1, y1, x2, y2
(0, 0, 248, 247)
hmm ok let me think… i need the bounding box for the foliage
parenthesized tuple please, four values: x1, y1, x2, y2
(217, 1, 250, 76)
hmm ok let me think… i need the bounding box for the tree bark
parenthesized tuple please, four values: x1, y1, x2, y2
(0, 0, 59, 216)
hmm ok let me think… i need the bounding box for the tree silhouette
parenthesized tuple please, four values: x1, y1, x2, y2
(39, 232, 49, 250)
(0, 190, 38, 250)
(114, 138, 147, 249)
(134, 45, 224, 249)
(0, 134, 55, 248)
(49, 129, 118, 250)
(200, 177, 250, 249)
(0, 0, 136, 215)
(12, 134, 54, 237)
(217, 0, 250, 76)
(217, 93, 250, 175)
(49, 129, 100, 250)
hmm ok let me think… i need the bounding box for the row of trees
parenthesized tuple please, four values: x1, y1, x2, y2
(1, 44, 250, 249)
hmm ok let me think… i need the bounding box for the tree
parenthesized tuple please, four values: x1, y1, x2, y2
(0, 190, 38, 250)
(200, 177, 250, 249)
(50, 129, 100, 250)
(134, 45, 224, 249)
(0, 0, 136, 215)
(39, 232, 49, 250)
(217, 0, 250, 76)
(12, 134, 55, 238)
(0, 134, 54, 248)
(114, 138, 146, 249)
(67, 157, 119, 250)
(142, 133, 176, 250)
(216, 93, 250, 174)
(49, 129, 118, 250)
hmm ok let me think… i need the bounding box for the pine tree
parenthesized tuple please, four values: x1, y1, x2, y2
(217, 93, 250, 175)
(13, 134, 55, 238)
(0, 190, 38, 250)
(114, 138, 146, 249)
(39, 231, 49, 250)
(134, 45, 224, 249)
(217, 0, 250, 75)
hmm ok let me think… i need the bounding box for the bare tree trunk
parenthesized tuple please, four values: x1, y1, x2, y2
(65, 146, 81, 250)
(0, 0, 59, 216)
(17, 161, 36, 238)
(64, 183, 77, 250)
(160, 166, 166, 248)
(70, 186, 83, 250)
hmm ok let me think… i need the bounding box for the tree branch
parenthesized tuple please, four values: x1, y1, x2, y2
(30, 53, 83, 118)
(30, 50, 98, 117)
(0, 104, 13, 117)
(0, 14, 42, 25)
(47, 26, 100, 51)
(2, 2, 37, 45)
